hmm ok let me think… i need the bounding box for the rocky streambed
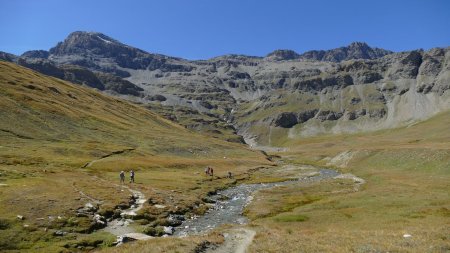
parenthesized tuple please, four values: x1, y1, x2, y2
(102, 167, 340, 244)
(101, 187, 152, 244)
(174, 168, 339, 237)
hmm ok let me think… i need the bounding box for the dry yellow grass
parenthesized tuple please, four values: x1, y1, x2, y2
(1, 60, 449, 252)
(241, 112, 450, 252)
(0, 61, 270, 252)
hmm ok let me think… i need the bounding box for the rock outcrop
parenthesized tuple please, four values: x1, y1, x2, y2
(9, 31, 450, 146)
(299, 42, 393, 62)
(265, 49, 300, 61)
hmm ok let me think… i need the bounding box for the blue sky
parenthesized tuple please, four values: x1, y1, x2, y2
(0, 0, 449, 59)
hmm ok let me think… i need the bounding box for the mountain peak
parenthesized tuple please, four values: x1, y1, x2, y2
(265, 49, 300, 61)
(68, 31, 119, 44)
(48, 31, 128, 56)
(299, 42, 392, 62)
(348, 41, 369, 48)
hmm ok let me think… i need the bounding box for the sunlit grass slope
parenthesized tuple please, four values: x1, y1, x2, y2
(0, 61, 269, 252)
(98, 111, 449, 253)
(0, 61, 267, 167)
(244, 111, 450, 252)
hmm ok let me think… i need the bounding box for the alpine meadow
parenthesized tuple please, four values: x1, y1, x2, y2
(0, 1, 449, 252)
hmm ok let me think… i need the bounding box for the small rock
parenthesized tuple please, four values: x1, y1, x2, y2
(54, 230, 66, 236)
(93, 214, 106, 225)
(403, 234, 412, 238)
(167, 214, 184, 226)
(163, 226, 174, 235)
(16, 215, 24, 220)
(84, 202, 97, 212)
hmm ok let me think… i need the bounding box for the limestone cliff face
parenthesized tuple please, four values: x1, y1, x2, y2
(11, 32, 450, 146)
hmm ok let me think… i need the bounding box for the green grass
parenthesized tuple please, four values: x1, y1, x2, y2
(274, 214, 309, 222)
(242, 111, 450, 252)
(0, 61, 270, 252)
(2, 60, 449, 252)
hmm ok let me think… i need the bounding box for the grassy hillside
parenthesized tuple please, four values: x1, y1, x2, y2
(0, 61, 270, 252)
(1, 60, 448, 252)
(243, 111, 450, 252)
(99, 111, 449, 253)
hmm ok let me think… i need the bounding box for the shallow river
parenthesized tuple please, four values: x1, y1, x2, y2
(173, 169, 339, 237)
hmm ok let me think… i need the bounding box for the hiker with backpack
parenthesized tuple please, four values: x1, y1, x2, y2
(130, 170, 135, 183)
(119, 171, 125, 184)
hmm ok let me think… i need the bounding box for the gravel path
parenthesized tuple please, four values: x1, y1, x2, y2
(206, 228, 256, 253)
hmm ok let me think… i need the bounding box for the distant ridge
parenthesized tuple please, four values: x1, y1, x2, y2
(16, 31, 392, 62)
(2, 31, 448, 146)
(265, 42, 393, 62)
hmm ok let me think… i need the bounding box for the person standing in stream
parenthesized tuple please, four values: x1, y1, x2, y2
(130, 169, 135, 183)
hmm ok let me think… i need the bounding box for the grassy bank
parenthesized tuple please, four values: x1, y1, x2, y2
(99, 112, 449, 253)
(243, 112, 450, 252)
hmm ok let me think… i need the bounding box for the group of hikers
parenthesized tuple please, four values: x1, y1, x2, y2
(204, 166, 233, 179)
(119, 170, 135, 184)
(204, 166, 214, 176)
(120, 167, 233, 183)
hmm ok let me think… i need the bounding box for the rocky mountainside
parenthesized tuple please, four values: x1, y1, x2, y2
(2, 31, 449, 147)
(265, 42, 392, 62)
(298, 42, 392, 62)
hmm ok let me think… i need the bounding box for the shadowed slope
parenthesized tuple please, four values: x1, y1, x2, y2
(0, 60, 265, 167)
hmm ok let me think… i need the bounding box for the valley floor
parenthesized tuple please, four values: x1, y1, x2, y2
(0, 63, 448, 252)
(98, 112, 450, 253)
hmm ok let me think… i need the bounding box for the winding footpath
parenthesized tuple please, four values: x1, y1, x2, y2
(205, 228, 256, 253)
(173, 168, 340, 253)
(102, 185, 152, 243)
(101, 165, 363, 252)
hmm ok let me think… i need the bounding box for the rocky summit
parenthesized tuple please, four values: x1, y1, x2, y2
(3, 31, 449, 147)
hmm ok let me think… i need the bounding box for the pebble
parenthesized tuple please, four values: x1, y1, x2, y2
(403, 234, 412, 238)
(163, 226, 174, 235)
(54, 230, 67, 236)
